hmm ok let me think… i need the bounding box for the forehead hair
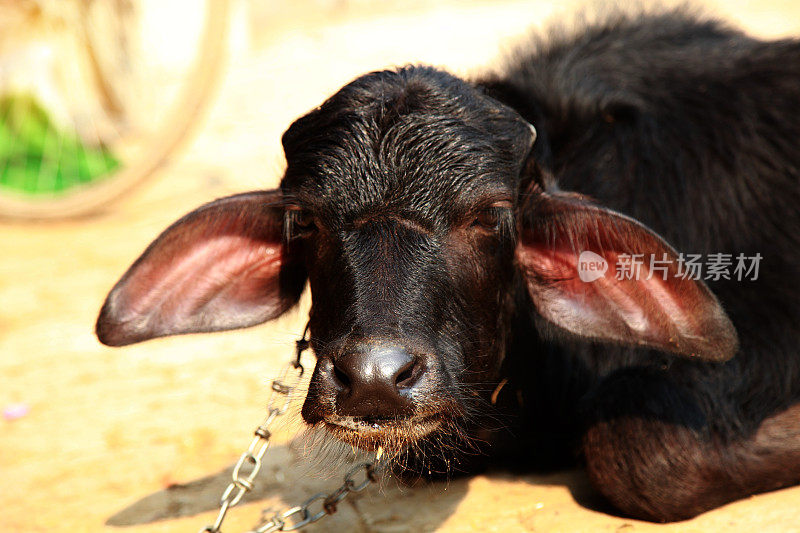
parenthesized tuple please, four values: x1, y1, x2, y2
(280, 66, 531, 222)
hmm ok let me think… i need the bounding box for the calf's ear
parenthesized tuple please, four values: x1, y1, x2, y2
(96, 190, 306, 346)
(516, 191, 738, 361)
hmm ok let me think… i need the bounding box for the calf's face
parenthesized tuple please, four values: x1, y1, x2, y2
(280, 69, 534, 449)
(97, 67, 738, 456)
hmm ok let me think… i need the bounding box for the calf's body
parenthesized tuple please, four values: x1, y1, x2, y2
(481, 11, 800, 520)
(97, 10, 800, 522)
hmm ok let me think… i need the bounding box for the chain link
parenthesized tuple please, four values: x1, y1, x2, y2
(247, 462, 381, 532)
(199, 326, 382, 533)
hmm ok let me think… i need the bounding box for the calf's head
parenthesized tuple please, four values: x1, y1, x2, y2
(97, 66, 737, 454)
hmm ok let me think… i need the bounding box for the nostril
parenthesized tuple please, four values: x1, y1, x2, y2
(394, 358, 420, 390)
(332, 363, 351, 390)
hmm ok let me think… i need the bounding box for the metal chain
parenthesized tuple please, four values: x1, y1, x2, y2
(200, 325, 382, 533)
(247, 462, 381, 532)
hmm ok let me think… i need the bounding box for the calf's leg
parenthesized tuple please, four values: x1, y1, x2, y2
(582, 368, 800, 522)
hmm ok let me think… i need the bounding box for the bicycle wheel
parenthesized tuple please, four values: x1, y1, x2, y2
(0, 0, 229, 220)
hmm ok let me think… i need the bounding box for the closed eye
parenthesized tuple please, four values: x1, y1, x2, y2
(472, 208, 501, 229)
(285, 208, 318, 240)
(469, 201, 513, 232)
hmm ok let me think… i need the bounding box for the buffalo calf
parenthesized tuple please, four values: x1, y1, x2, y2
(97, 8, 800, 522)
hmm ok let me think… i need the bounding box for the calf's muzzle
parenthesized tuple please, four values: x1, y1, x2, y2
(319, 342, 422, 419)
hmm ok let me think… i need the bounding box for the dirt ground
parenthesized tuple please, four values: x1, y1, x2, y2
(2, 1, 800, 531)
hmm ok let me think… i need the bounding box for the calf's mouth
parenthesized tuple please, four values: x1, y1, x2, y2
(322, 414, 444, 451)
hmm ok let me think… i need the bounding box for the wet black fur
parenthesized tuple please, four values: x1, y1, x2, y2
(281, 8, 800, 522)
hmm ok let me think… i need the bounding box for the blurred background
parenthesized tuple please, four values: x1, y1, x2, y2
(1, 1, 799, 531)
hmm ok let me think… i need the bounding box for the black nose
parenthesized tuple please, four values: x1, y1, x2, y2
(332, 344, 421, 418)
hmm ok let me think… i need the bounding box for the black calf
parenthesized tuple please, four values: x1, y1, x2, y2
(97, 8, 800, 522)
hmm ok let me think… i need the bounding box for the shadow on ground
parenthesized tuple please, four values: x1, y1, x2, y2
(106, 439, 612, 531)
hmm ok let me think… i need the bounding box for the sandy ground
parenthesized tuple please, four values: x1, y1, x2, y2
(2, 1, 800, 531)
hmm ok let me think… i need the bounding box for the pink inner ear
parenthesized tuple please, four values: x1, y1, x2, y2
(119, 234, 284, 329)
(527, 247, 697, 340)
(517, 195, 738, 361)
(97, 191, 305, 346)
